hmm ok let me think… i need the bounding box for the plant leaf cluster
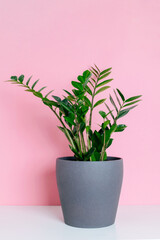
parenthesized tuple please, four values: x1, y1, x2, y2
(6, 65, 142, 161)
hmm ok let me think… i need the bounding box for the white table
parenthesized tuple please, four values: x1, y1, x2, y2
(0, 206, 159, 239)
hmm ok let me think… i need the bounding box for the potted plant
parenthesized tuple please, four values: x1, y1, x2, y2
(6, 65, 141, 228)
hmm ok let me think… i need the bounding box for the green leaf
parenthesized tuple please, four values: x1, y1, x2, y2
(106, 138, 113, 148)
(83, 147, 95, 160)
(45, 90, 54, 98)
(115, 124, 127, 132)
(102, 120, 110, 129)
(63, 89, 75, 98)
(123, 99, 141, 107)
(31, 79, 39, 89)
(77, 75, 85, 83)
(69, 145, 83, 160)
(92, 151, 101, 161)
(85, 85, 92, 95)
(11, 76, 17, 81)
(94, 98, 106, 108)
(125, 95, 142, 102)
(33, 92, 43, 98)
(91, 77, 96, 83)
(80, 122, 85, 132)
(96, 79, 113, 88)
(60, 101, 74, 114)
(84, 96, 92, 107)
(72, 89, 84, 98)
(116, 88, 125, 101)
(42, 98, 58, 107)
(91, 66, 99, 75)
(25, 89, 35, 93)
(86, 125, 90, 132)
(99, 111, 107, 118)
(18, 75, 24, 83)
(95, 86, 110, 95)
(116, 106, 138, 120)
(89, 80, 94, 88)
(64, 116, 75, 126)
(52, 95, 61, 102)
(71, 81, 83, 91)
(113, 89, 121, 107)
(94, 64, 100, 72)
(109, 123, 117, 134)
(26, 76, 32, 86)
(100, 68, 112, 76)
(38, 86, 47, 92)
(110, 95, 118, 112)
(105, 103, 115, 120)
(117, 109, 129, 119)
(98, 72, 111, 81)
(83, 70, 91, 79)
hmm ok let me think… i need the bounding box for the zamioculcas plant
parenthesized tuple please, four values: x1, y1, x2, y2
(6, 65, 141, 161)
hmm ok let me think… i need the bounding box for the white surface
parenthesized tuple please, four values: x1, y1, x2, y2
(0, 205, 160, 240)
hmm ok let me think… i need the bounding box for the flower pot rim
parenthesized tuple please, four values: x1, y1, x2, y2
(57, 156, 122, 162)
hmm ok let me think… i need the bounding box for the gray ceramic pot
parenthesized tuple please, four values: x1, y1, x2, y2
(56, 156, 123, 228)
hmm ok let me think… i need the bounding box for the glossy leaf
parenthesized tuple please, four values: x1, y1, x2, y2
(125, 95, 142, 102)
(99, 111, 107, 118)
(18, 75, 24, 83)
(93, 98, 106, 108)
(31, 79, 39, 89)
(115, 124, 127, 132)
(71, 81, 83, 91)
(52, 95, 61, 102)
(109, 95, 118, 112)
(77, 75, 85, 83)
(94, 64, 100, 72)
(100, 68, 112, 76)
(102, 120, 110, 129)
(69, 145, 83, 160)
(95, 86, 110, 95)
(11, 76, 17, 81)
(26, 76, 32, 86)
(85, 85, 92, 95)
(89, 80, 94, 88)
(83, 147, 95, 160)
(123, 99, 141, 107)
(106, 138, 113, 148)
(116, 88, 125, 101)
(91, 66, 98, 75)
(117, 109, 129, 119)
(113, 89, 121, 107)
(42, 98, 58, 107)
(83, 70, 91, 79)
(80, 122, 85, 132)
(33, 92, 43, 98)
(98, 72, 111, 81)
(91, 77, 96, 83)
(60, 101, 74, 114)
(96, 79, 113, 88)
(63, 89, 75, 98)
(84, 96, 92, 107)
(104, 103, 115, 120)
(45, 90, 54, 98)
(38, 86, 47, 92)
(64, 116, 75, 126)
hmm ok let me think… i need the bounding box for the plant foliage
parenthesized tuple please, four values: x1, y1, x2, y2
(6, 65, 142, 161)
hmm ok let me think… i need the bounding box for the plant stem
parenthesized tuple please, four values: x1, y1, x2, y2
(80, 132, 86, 153)
(51, 108, 77, 150)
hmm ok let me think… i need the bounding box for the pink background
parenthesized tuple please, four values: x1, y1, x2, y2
(0, 0, 160, 205)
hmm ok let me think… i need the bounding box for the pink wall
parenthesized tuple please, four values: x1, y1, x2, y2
(0, 0, 160, 205)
